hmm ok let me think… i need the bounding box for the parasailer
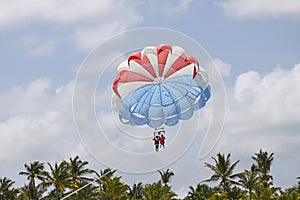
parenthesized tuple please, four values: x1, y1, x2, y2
(153, 135, 160, 152)
(112, 44, 211, 150)
(159, 134, 165, 149)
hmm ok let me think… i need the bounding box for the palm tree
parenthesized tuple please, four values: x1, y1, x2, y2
(98, 168, 117, 178)
(128, 182, 144, 199)
(94, 168, 117, 191)
(158, 169, 174, 186)
(203, 153, 242, 192)
(208, 192, 229, 200)
(252, 182, 277, 200)
(0, 177, 19, 200)
(238, 165, 259, 200)
(143, 181, 177, 200)
(18, 183, 46, 200)
(19, 161, 45, 200)
(252, 149, 274, 188)
(67, 155, 94, 189)
(99, 175, 129, 200)
(42, 161, 72, 200)
(184, 184, 216, 200)
(67, 180, 99, 200)
(278, 177, 300, 200)
(226, 186, 248, 199)
(278, 187, 300, 200)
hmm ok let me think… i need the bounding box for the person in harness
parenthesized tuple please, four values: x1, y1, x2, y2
(159, 134, 165, 148)
(153, 135, 160, 152)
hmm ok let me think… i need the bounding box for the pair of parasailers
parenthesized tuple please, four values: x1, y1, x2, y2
(153, 134, 165, 152)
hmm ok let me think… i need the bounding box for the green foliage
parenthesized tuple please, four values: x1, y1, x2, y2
(184, 184, 219, 200)
(19, 161, 45, 200)
(158, 169, 175, 186)
(202, 153, 243, 192)
(128, 182, 144, 199)
(42, 161, 73, 199)
(99, 175, 129, 200)
(238, 165, 259, 199)
(252, 149, 274, 188)
(0, 177, 19, 199)
(0, 151, 299, 199)
(143, 181, 177, 200)
(226, 186, 248, 200)
(66, 180, 98, 200)
(68, 155, 94, 189)
(208, 192, 230, 200)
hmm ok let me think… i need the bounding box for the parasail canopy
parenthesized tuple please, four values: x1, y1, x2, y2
(112, 44, 211, 128)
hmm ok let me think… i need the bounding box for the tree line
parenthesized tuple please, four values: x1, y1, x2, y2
(0, 149, 299, 199)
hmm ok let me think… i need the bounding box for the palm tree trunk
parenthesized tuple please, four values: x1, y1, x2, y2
(30, 179, 37, 200)
(55, 187, 60, 200)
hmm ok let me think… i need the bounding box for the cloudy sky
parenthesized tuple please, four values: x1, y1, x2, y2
(0, 0, 300, 197)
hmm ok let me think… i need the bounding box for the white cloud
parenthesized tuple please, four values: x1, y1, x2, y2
(143, 0, 193, 15)
(165, 0, 193, 14)
(212, 58, 232, 77)
(229, 64, 300, 134)
(0, 79, 82, 161)
(0, 78, 90, 185)
(216, 0, 300, 19)
(0, 0, 115, 27)
(0, 112, 67, 160)
(0, 79, 51, 117)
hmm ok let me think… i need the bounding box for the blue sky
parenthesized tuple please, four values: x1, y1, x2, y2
(0, 0, 300, 197)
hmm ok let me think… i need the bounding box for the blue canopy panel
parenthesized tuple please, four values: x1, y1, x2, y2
(118, 76, 210, 128)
